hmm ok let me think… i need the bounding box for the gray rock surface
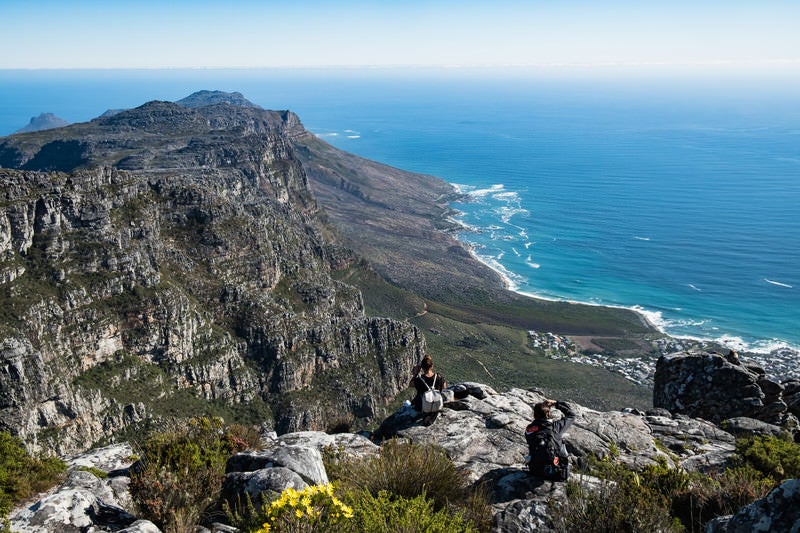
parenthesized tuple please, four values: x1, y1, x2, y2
(378, 384, 739, 531)
(10, 443, 152, 533)
(225, 444, 328, 485)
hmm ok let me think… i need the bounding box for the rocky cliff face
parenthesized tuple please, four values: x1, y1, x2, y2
(0, 95, 425, 454)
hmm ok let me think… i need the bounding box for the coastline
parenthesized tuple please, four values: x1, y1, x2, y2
(455, 224, 800, 380)
(448, 183, 799, 359)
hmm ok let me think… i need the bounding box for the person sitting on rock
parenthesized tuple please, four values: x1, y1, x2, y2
(410, 354, 446, 412)
(525, 399, 576, 481)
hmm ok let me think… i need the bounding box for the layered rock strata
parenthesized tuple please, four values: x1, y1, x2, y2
(0, 97, 424, 453)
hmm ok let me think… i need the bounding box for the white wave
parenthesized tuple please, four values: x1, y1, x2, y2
(524, 242, 533, 249)
(511, 248, 521, 257)
(632, 306, 668, 331)
(714, 335, 748, 351)
(314, 132, 339, 138)
(450, 183, 473, 194)
(765, 278, 793, 288)
(526, 260, 541, 269)
(519, 230, 528, 239)
(346, 135, 361, 139)
(688, 284, 702, 292)
(476, 255, 523, 291)
(634, 236, 651, 241)
(344, 129, 359, 133)
(469, 184, 506, 198)
(748, 338, 800, 355)
(493, 191, 519, 201)
(498, 206, 529, 223)
(497, 252, 504, 260)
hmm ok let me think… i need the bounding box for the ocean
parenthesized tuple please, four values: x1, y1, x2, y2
(1, 68, 798, 358)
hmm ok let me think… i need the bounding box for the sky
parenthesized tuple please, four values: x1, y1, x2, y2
(1, 0, 799, 72)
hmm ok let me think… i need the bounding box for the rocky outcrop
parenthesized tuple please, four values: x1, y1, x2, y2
(9, 443, 156, 533)
(653, 351, 797, 428)
(11, 385, 794, 533)
(0, 95, 425, 454)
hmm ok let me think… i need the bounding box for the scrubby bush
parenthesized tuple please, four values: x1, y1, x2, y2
(733, 433, 800, 481)
(324, 439, 491, 531)
(557, 435, 794, 533)
(0, 431, 67, 525)
(672, 465, 774, 531)
(327, 439, 469, 509)
(129, 417, 258, 533)
(551, 458, 683, 533)
(345, 489, 480, 533)
(250, 484, 479, 533)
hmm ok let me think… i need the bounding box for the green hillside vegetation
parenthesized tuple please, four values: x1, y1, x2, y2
(335, 263, 652, 411)
(0, 432, 67, 529)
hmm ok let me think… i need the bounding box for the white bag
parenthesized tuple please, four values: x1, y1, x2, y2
(421, 374, 444, 413)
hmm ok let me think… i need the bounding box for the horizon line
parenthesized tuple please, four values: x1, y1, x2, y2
(2, 59, 800, 72)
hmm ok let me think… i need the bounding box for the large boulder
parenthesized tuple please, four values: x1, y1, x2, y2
(222, 431, 377, 509)
(653, 351, 791, 425)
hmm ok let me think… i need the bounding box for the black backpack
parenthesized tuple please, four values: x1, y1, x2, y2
(525, 422, 568, 481)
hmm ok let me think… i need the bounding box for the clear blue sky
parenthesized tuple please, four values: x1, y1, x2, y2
(1, 0, 799, 72)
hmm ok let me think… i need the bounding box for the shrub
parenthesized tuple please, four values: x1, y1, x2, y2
(129, 417, 257, 533)
(327, 439, 469, 510)
(345, 489, 480, 533)
(733, 434, 800, 481)
(0, 431, 67, 524)
(552, 456, 683, 533)
(324, 439, 491, 531)
(672, 465, 774, 531)
(570, 445, 780, 533)
(551, 475, 681, 533)
(253, 483, 354, 532)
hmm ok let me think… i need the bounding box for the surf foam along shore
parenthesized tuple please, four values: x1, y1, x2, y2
(448, 183, 800, 380)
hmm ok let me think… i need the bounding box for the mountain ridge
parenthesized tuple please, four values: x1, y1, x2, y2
(1, 90, 661, 454)
(0, 94, 425, 453)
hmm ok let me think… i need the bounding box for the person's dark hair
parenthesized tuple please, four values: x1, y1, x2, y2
(420, 355, 433, 372)
(534, 401, 551, 420)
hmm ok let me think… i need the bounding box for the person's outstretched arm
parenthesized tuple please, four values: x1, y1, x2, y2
(551, 400, 576, 434)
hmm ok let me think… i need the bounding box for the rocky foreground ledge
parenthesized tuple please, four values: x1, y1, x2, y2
(11, 376, 800, 532)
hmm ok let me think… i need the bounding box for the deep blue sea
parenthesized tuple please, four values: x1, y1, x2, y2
(1, 68, 798, 356)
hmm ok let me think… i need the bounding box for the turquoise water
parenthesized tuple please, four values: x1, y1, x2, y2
(1, 68, 798, 353)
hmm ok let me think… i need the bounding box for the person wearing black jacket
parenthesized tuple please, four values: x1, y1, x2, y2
(409, 354, 446, 412)
(525, 399, 576, 480)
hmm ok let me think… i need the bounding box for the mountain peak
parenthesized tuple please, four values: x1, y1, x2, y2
(176, 90, 261, 109)
(15, 112, 70, 133)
